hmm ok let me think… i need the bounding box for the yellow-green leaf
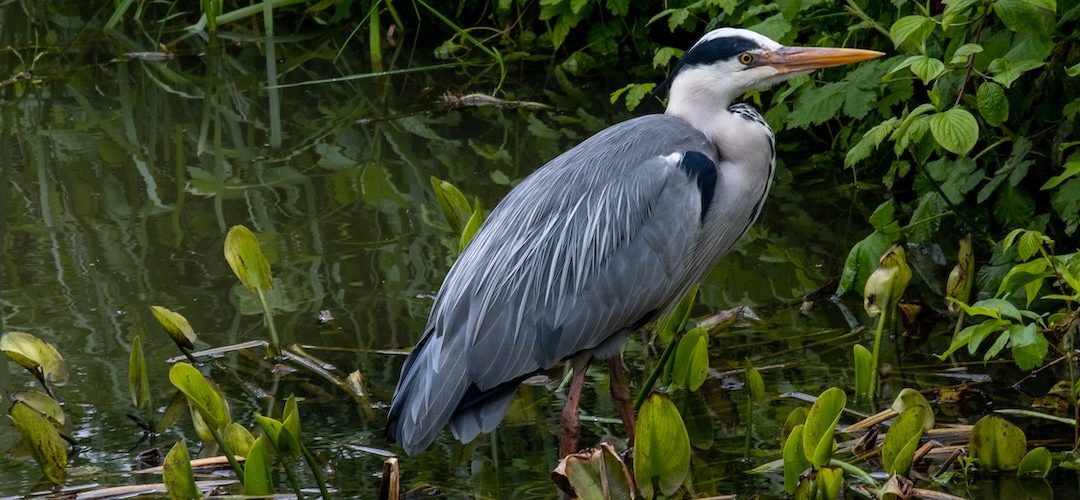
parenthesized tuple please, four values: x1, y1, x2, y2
(783, 424, 811, 494)
(128, 334, 151, 409)
(12, 390, 65, 427)
(1018, 446, 1051, 477)
(164, 439, 201, 500)
(976, 82, 1008, 127)
(430, 176, 473, 235)
(150, 306, 197, 350)
(223, 422, 256, 457)
(881, 406, 927, 475)
(853, 344, 874, 399)
(169, 362, 230, 431)
(929, 108, 979, 156)
(634, 393, 691, 499)
(745, 360, 765, 401)
(970, 414, 1027, 471)
(672, 327, 709, 391)
(224, 225, 273, 292)
(9, 401, 68, 484)
(890, 388, 935, 430)
(243, 436, 274, 496)
(458, 203, 484, 252)
(889, 15, 934, 49)
(655, 285, 698, 343)
(802, 387, 846, 468)
(1, 331, 69, 386)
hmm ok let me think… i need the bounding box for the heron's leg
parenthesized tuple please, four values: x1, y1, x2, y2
(560, 353, 591, 456)
(608, 355, 636, 440)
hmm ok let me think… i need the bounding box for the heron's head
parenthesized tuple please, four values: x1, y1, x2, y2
(663, 28, 883, 111)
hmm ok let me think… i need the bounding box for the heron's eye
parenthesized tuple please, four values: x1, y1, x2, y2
(738, 52, 754, 65)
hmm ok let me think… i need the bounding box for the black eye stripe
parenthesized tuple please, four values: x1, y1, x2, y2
(681, 36, 763, 67)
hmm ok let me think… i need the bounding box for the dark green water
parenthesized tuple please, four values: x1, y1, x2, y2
(2, 4, 1075, 498)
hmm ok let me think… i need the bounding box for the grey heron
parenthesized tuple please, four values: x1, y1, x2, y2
(386, 27, 882, 456)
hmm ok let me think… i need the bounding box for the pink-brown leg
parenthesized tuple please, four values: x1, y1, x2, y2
(560, 354, 591, 457)
(608, 355, 636, 441)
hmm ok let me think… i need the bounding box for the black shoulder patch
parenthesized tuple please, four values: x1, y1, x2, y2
(678, 151, 717, 224)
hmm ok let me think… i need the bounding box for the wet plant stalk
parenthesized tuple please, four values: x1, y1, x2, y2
(869, 309, 888, 399)
(283, 462, 303, 498)
(301, 442, 332, 499)
(744, 397, 754, 459)
(634, 338, 679, 411)
(209, 426, 245, 483)
(256, 288, 281, 352)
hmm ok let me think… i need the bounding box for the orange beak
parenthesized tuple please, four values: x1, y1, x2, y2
(766, 46, 885, 74)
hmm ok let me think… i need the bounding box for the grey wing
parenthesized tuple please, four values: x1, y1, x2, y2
(386, 116, 718, 454)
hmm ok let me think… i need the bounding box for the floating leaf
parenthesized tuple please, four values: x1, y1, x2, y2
(970, 415, 1027, 471)
(150, 306, 197, 350)
(929, 108, 979, 156)
(802, 387, 846, 468)
(1, 331, 69, 386)
(224, 225, 273, 292)
(9, 401, 68, 484)
(1018, 446, 1051, 477)
(243, 436, 274, 496)
(163, 439, 201, 500)
(552, 442, 635, 499)
(12, 390, 65, 427)
(671, 327, 709, 391)
(882, 406, 927, 475)
(634, 393, 691, 499)
(783, 424, 811, 494)
(169, 362, 230, 430)
(128, 334, 151, 409)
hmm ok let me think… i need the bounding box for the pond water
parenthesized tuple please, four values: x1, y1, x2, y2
(1, 6, 1075, 499)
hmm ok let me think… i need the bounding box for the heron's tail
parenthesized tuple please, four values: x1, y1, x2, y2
(385, 331, 522, 455)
